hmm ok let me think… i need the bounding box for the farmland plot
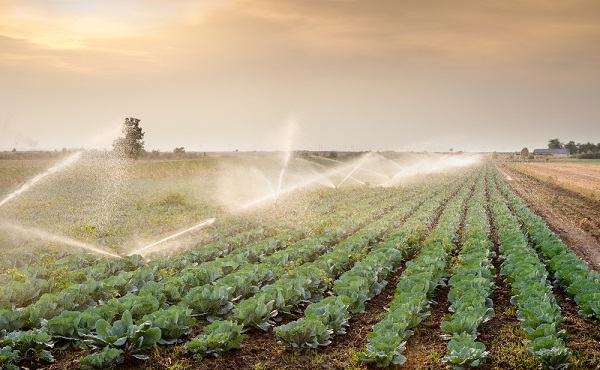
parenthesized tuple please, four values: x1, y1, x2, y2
(1, 157, 599, 369)
(498, 162, 600, 270)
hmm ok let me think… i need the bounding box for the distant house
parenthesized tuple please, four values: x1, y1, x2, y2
(532, 149, 570, 156)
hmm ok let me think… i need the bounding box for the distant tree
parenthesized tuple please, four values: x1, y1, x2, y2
(548, 138, 563, 149)
(578, 142, 597, 154)
(564, 141, 578, 155)
(11, 148, 16, 152)
(520, 147, 529, 158)
(173, 147, 185, 154)
(113, 117, 145, 159)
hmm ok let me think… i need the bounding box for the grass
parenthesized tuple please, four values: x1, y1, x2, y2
(487, 326, 541, 369)
(0, 155, 237, 256)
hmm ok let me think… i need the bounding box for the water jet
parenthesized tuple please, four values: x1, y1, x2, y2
(0, 151, 83, 208)
(0, 220, 120, 258)
(127, 217, 216, 256)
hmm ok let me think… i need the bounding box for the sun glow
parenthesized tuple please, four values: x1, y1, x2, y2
(1, 0, 229, 49)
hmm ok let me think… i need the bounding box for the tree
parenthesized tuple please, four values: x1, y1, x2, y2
(548, 138, 563, 149)
(113, 117, 145, 159)
(564, 141, 578, 155)
(520, 147, 529, 158)
(578, 142, 597, 154)
(173, 147, 185, 154)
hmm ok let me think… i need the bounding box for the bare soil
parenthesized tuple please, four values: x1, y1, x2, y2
(497, 163, 600, 270)
(508, 162, 600, 198)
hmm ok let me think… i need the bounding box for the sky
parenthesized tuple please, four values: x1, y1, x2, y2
(1, 0, 599, 152)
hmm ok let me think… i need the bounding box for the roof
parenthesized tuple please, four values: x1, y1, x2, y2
(532, 149, 570, 155)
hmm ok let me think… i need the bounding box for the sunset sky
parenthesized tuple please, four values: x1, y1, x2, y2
(1, 0, 599, 152)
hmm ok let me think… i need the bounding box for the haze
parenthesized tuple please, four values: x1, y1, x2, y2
(1, 0, 599, 152)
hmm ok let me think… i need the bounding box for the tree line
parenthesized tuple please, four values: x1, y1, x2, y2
(548, 138, 600, 157)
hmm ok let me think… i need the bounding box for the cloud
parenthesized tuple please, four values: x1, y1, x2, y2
(1, 0, 599, 152)
(0, 0, 230, 48)
(2, 0, 600, 79)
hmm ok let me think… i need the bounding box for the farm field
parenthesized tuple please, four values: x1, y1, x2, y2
(498, 162, 600, 270)
(502, 161, 600, 201)
(1, 153, 599, 370)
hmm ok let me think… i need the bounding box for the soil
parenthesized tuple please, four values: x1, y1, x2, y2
(497, 163, 600, 271)
(509, 162, 600, 197)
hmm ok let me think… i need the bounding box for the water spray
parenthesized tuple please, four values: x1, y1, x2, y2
(127, 218, 216, 256)
(336, 153, 371, 187)
(299, 157, 364, 187)
(0, 220, 120, 258)
(240, 172, 336, 210)
(0, 151, 83, 208)
(274, 119, 297, 205)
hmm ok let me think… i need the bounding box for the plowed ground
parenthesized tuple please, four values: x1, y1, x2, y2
(498, 162, 600, 270)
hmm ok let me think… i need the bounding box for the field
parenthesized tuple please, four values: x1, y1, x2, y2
(498, 162, 600, 269)
(503, 161, 600, 201)
(1, 152, 599, 370)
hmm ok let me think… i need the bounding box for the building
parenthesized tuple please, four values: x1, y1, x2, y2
(532, 149, 570, 156)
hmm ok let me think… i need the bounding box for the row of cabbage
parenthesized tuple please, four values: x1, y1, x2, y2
(76, 186, 424, 366)
(0, 187, 356, 310)
(182, 179, 446, 361)
(493, 170, 600, 320)
(440, 174, 495, 368)
(1, 186, 386, 328)
(487, 167, 571, 369)
(164, 186, 422, 322)
(0, 218, 276, 310)
(358, 170, 476, 366)
(273, 167, 467, 351)
(0, 185, 421, 368)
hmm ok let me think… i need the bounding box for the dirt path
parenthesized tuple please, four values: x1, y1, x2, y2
(497, 163, 600, 271)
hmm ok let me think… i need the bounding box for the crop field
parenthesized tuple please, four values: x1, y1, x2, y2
(502, 161, 600, 201)
(498, 162, 600, 270)
(1, 153, 599, 370)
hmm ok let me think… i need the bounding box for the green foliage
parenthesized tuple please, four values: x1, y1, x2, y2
(1, 328, 54, 363)
(547, 139, 563, 149)
(183, 320, 245, 361)
(0, 309, 24, 332)
(144, 305, 194, 344)
(359, 339, 407, 367)
(231, 296, 278, 330)
(182, 285, 233, 319)
(84, 310, 161, 360)
(488, 169, 570, 368)
(443, 333, 488, 369)
(112, 117, 145, 160)
(274, 317, 333, 350)
(80, 347, 124, 369)
(303, 296, 351, 335)
(45, 311, 89, 348)
(360, 175, 474, 367)
(0, 346, 20, 370)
